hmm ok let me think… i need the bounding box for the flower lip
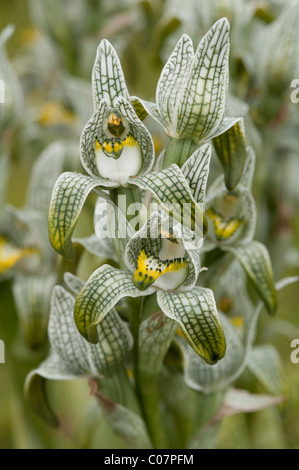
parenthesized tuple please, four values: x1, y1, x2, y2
(133, 247, 188, 291)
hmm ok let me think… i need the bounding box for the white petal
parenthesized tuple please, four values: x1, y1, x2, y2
(95, 144, 142, 185)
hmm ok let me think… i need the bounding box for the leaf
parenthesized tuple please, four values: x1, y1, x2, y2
(12, 273, 56, 350)
(181, 143, 211, 204)
(48, 172, 107, 260)
(24, 373, 59, 428)
(157, 288, 226, 365)
(206, 388, 285, 426)
(133, 164, 207, 238)
(92, 39, 129, 110)
(74, 265, 153, 343)
(226, 241, 277, 315)
(73, 234, 117, 262)
(25, 284, 134, 425)
(176, 18, 230, 142)
(93, 388, 152, 449)
(63, 271, 85, 295)
(138, 311, 177, 375)
(212, 119, 247, 191)
(156, 34, 194, 131)
(247, 345, 286, 396)
(49, 285, 133, 376)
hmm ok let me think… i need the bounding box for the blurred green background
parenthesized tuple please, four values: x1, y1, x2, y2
(0, 0, 299, 449)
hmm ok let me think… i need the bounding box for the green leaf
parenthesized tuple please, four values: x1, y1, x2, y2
(138, 311, 177, 375)
(133, 164, 207, 238)
(93, 388, 152, 449)
(176, 18, 230, 142)
(24, 373, 59, 428)
(181, 144, 211, 204)
(157, 288, 226, 364)
(226, 241, 277, 315)
(92, 39, 129, 109)
(247, 345, 286, 396)
(12, 273, 56, 350)
(48, 172, 107, 259)
(74, 265, 153, 343)
(212, 119, 247, 191)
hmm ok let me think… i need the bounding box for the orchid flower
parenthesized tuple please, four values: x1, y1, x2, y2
(134, 18, 240, 145)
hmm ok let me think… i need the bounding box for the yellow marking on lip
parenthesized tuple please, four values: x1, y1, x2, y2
(133, 248, 187, 291)
(206, 208, 243, 240)
(95, 133, 138, 159)
(0, 237, 36, 274)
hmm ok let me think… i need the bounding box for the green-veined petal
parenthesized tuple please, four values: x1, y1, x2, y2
(133, 164, 207, 238)
(48, 172, 108, 260)
(212, 118, 247, 191)
(181, 143, 211, 204)
(157, 288, 226, 364)
(74, 265, 154, 343)
(92, 39, 129, 110)
(225, 241, 277, 315)
(176, 18, 230, 142)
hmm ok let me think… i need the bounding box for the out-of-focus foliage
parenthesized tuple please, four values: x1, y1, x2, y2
(0, 0, 299, 450)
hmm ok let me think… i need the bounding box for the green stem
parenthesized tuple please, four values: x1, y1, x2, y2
(163, 137, 198, 169)
(130, 294, 170, 449)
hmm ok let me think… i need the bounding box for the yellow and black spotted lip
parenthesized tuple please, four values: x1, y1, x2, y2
(133, 248, 187, 291)
(206, 208, 243, 241)
(95, 133, 138, 159)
